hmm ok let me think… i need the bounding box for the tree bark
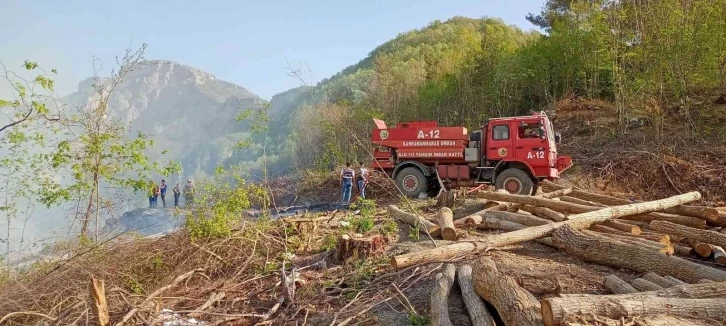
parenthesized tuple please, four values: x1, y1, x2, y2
(642, 272, 681, 288)
(602, 274, 638, 294)
(551, 225, 726, 283)
(697, 279, 715, 284)
(391, 192, 702, 269)
(457, 265, 495, 326)
(650, 220, 726, 248)
(713, 245, 726, 265)
(518, 205, 567, 222)
(631, 278, 664, 291)
(387, 205, 439, 237)
(436, 207, 457, 241)
(541, 296, 726, 326)
(483, 210, 552, 226)
(430, 263, 455, 326)
(472, 257, 542, 326)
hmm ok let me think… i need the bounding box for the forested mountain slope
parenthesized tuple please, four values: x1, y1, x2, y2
(273, 1, 726, 201)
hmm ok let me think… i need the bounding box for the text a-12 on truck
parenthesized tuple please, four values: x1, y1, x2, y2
(370, 111, 573, 198)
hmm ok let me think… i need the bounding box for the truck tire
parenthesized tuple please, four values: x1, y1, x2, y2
(395, 167, 429, 198)
(494, 168, 534, 195)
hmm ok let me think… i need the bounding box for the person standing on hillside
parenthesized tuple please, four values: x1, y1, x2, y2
(184, 179, 195, 207)
(340, 162, 355, 203)
(153, 183, 160, 208)
(173, 183, 181, 207)
(148, 180, 156, 208)
(159, 179, 168, 208)
(356, 161, 369, 199)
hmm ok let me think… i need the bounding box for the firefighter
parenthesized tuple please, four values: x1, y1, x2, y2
(340, 162, 355, 203)
(356, 161, 369, 199)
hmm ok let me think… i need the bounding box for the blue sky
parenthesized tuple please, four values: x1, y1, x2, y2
(1, 0, 544, 100)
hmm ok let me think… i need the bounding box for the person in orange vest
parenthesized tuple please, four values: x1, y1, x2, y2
(340, 162, 355, 203)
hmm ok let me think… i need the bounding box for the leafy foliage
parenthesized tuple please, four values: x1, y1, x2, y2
(288, 3, 726, 169)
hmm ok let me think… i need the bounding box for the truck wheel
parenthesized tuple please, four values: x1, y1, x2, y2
(395, 167, 429, 198)
(494, 168, 534, 195)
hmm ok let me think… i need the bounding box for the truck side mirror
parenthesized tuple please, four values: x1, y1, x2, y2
(555, 132, 561, 144)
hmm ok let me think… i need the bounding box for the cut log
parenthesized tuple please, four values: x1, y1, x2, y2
(430, 264, 455, 326)
(618, 219, 651, 230)
(602, 274, 638, 294)
(334, 234, 385, 263)
(560, 196, 606, 207)
(542, 180, 723, 224)
(623, 212, 706, 229)
(589, 224, 634, 238)
(542, 296, 726, 326)
(471, 257, 542, 326)
(601, 220, 641, 235)
(387, 205, 439, 237)
(518, 205, 567, 222)
(551, 225, 726, 282)
(478, 217, 555, 247)
(483, 210, 552, 226)
(452, 200, 487, 219)
(713, 246, 726, 265)
(686, 239, 714, 258)
(478, 192, 594, 213)
(479, 191, 706, 228)
(650, 220, 726, 249)
(457, 265, 495, 326)
(90, 278, 109, 326)
(463, 187, 573, 225)
(642, 272, 680, 288)
(631, 278, 665, 291)
(664, 276, 686, 285)
(580, 230, 675, 255)
(391, 192, 702, 269)
(436, 207, 457, 241)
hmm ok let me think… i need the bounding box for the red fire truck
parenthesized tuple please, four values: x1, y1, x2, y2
(371, 111, 573, 197)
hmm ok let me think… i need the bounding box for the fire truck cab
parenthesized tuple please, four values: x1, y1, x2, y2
(371, 112, 573, 197)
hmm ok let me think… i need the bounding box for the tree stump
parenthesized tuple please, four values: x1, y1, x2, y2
(436, 190, 457, 208)
(335, 234, 384, 263)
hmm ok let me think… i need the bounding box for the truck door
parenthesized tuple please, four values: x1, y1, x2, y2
(486, 122, 513, 160)
(514, 120, 548, 171)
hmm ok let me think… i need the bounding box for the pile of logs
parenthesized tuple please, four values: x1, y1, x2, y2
(388, 180, 726, 325)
